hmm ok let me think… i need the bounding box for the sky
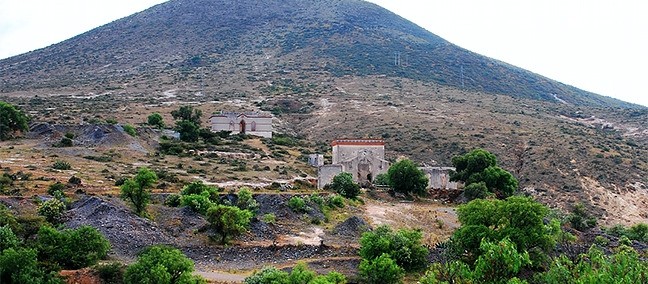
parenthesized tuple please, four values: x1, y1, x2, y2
(0, 0, 646, 107)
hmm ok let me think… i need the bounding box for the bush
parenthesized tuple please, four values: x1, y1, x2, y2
(68, 176, 82, 185)
(288, 196, 307, 213)
(0, 247, 63, 284)
(181, 192, 216, 215)
(0, 101, 29, 141)
(206, 205, 253, 244)
(120, 168, 158, 216)
(568, 203, 597, 231)
(330, 172, 360, 199)
(262, 213, 276, 224)
(36, 225, 110, 269)
(237, 187, 258, 212)
(124, 245, 205, 284)
(181, 181, 220, 196)
(147, 113, 165, 128)
(52, 160, 71, 170)
(0, 225, 20, 251)
(359, 253, 404, 284)
(374, 173, 390, 186)
(473, 238, 530, 283)
(463, 181, 489, 201)
(123, 124, 137, 137)
(95, 262, 126, 284)
(38, 199, 66, 224)
(451, 149, 518, 199)
(327, 195, 345, 208)
(359, 225, 428, 271)
(47, 182, 66, 196)
(244, 262, 346, 284)
(164, 194, 182, 207)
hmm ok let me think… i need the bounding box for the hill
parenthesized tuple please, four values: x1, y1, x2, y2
(0, 0, 641, 108)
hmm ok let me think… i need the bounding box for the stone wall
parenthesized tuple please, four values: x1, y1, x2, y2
(420, 167, 461, 190)
(318, 164, 343, 189)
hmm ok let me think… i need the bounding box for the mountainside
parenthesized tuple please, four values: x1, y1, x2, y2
(0, 0, 640, 108)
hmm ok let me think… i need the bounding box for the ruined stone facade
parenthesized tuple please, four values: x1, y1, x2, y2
(209, 111, 273, 138)
(308, 154, 325, 167)
(420, 167, 460, 190)
(318, 139, 390, 188)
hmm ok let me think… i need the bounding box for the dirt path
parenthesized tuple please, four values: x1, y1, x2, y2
(195, 270, 248, 283)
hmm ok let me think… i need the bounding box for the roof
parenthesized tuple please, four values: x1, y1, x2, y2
(210, 111, 273, 119)
(331, 139, 385, 146)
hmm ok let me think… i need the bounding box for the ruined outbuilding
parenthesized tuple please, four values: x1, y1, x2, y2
(209, 111, 273, 138)
(419, 167, 460, 190)
(318, 139, 390, 189)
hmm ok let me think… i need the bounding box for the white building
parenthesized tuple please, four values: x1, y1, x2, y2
(318, 139, 390, 188)
(209, 111, 273, 138)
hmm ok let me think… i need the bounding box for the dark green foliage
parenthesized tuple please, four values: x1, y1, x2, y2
(472, 238, 530, 283)
(0, 247, 64, 284)
(244, 262, 346, 284)
(359, 225, 428, 271)
(52, 160, 71, 170)
(373, 173, 390, 186)
(47, 182, 66, 196)
(0, 173, 15, 194)
(206, 205, 253, 244)
(68, 176, 82, 185)
(54, 136, 74, 147)
(175, 120, 200, 142)
(535, 246, 647, 284)
(451, 149, 518, 199)
(567, 203, 597, 231)
(463, 181, 489, 200)
(606, 223, 648, 242)
(37, 199, 66, 224)
(358, 253, 404, 284)
(0, 101, 29, 141)
(181, 181, 220, 196)
(288, 196, 307, 213)
(171, 106, 202, 126)
(124, 245, 205, 284)
(450, 196, 554, 266)
(36, 225, 110, 269)
(0, 204, 20, 235)
(120, 167, 158, 216)
(94, 262, 126, 284)
(330, 172, 360, 199)
(123, 124, 137, 136)
(387, 159, 429, 196)
(181, 192, 216, 215)
(147, 113, 165, 128)
(164, 194, 182, 207)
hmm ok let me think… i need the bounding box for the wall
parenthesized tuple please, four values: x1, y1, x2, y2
(318, 164, 343, 189)
(420, 167, 461, 190)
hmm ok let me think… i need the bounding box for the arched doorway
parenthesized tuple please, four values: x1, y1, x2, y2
(239, 120, 247, 134)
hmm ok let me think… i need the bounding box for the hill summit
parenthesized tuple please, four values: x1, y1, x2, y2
(0, 0, 638, 108)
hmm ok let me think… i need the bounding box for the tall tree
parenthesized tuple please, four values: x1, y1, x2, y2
(171, 106, 202, 126)
(0, 101, 29, 141)
(387, 159, 428, 196)
(120, 168, 158, 216)
(451, 148, 518, 199)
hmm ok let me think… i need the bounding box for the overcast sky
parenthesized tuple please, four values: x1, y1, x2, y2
(0, 0, 646, 107)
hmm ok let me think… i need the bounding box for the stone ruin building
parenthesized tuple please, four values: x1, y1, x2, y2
(209, 111, 273, 138)
(317, 139, 390, 189)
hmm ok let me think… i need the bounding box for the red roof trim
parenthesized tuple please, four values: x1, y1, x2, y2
(331, 139, 385, 146)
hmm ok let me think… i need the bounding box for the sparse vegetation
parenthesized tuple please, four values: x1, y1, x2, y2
(52, 160, 72, 170)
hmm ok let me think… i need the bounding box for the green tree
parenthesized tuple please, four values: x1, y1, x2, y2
(120, 167, 158, 216)
(244, 263, 346, 284)
(123, 124, 137, 136)
(175, 120, 200, 142)
(387, 159, 428, 196)
(36, 225, 110, 269)
(147, 113, 165, 128)
(0, 247, 63, 284)
(450, 196, 554, 266)
(463, 181, 489, 200)
(237, 187, 258, 212)
(206, 205, 253, 244)
(359, 253, 404, 284)
(171, 106, 202, 126)
(473, 238, 530, 283)
(450, 149, 518, 199)
(330, 172, 360, 199)
(0, 101, 29, 141)
(359, 225, 428, 271)
(123, 245, 205, 284)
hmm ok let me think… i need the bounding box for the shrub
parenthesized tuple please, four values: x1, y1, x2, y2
(568, 203, 597, 231)
(181, 181, 220, 196)
(244, 262, 346, 284)
(120, 168, 158, 216)
(36, 225, 110, 269)
(38, 199, 66, 224)
(123, 124, 137, 137)
(52, 160, 71, 170)
(47, 182, 66, 196)
(0, 225, 20, 251)
(359, 253, 404, 284)
(359, 225, 428, 271)
(181, 192, 216, 215)
(124, 245, 205, 284)
(464, 181, 489, 201)
(0, 101, 29, 141)
(68, 176, 82, 185)
(94, 262, 126, 284)
(450, 149, 518, 199)
(147, 113, 165, 128)
(262, 213, 276, 224)
(206, 205, 253, 244)
(327, 195, 345, 208)
(330, 172, 360, 199)
(473, 238, 530, 283)
(288, 196, 307, 213)
(164, 194, 182, 207)
(0, 247, 62, 284)
(374, 173, 390, 186)
(237, 187, 258, 212)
